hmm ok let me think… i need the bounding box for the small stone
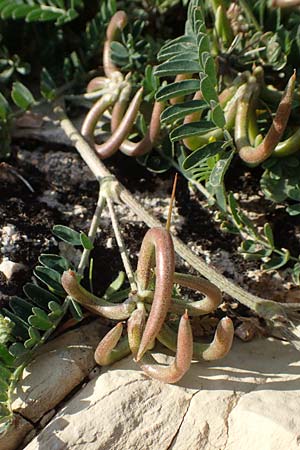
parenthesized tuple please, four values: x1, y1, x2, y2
(0, 258, 26, 280)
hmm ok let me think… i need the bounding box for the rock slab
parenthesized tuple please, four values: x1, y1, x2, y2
(24, 337, 300, 450)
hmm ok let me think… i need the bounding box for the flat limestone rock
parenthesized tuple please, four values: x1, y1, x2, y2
(11, 320, 109, 423)
(0, 414, 33, 450)
(24, 337, 300, 450)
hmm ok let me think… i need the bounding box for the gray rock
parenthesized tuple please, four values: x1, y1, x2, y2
(23, 337, 300, 450)
(11, 320, 109, 423)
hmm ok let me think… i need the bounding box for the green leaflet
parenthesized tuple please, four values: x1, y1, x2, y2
(155, 79, 200, 102)
(170, 120, 217, 142)
(208, 150, 234, 211)
(11, 82, 35, 110)
(104, 272, 126, 299)
(23, 283, 62, 309)
(39, 254, 71, 274)
(154, 59, 200, 77)
(34, 266, 65, 296)
(182, 141, 223, 170)
(52, 225, 82, 246)
(161, 100, 206, 124)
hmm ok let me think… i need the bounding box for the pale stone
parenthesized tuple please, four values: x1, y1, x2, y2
(0, 414, 33, 450)
(0, 259, 26, 280)
(24, 358, 193, 450)
(12, 320, 109, 423)
(24, 337, 300, 450)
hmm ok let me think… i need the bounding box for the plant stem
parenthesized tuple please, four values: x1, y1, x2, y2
(77, 186, 106, 276)
(106, 196, 137, 292)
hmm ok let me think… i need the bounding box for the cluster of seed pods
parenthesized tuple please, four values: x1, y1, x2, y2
(83, 10, 298, 167)
(178, 67, 297, 164)
(81, 11, 163, 160)
(61, 225, 234, 384)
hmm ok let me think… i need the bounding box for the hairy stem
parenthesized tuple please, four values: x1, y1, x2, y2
(106, 196, 137, 291)
(77, 186, 106, 276)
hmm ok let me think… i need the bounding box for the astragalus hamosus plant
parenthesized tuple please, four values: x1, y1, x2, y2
(62, 176, 234, 383)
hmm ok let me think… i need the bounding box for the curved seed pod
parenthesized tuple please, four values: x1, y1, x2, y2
(81, 92, 119, 144)
(158, 317, 234, 361)
(215, 5, 234, 47)
(87, 77, 109, 93)
(142, 292, 219, 316)
(111, 99, 165, 157)
(170, 73, 193, 105)
(273, 127, 300, 157)
(218, 72, 250, 106)
(138, 311, 193, 383)
(272, 0, 300, 8)
(247, 106, 259, 146)
(95, 322, 124, 365)
(183, 91, 203, 125)
(173, 272, 222, 314)
(61, 270, 135, 320)
(238, 72, 296, 165)
(94, 87, 143, 159)
(183, 83, 246, 151)
(110, 83, 132, 132)
(103, 11, 128, 78)
(202, 317, 234, 361)
(82, 87, 143, 159)
(136, 228, 175, 361)
(235, 77, 260, 150)
(127, 307, 146, 357)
